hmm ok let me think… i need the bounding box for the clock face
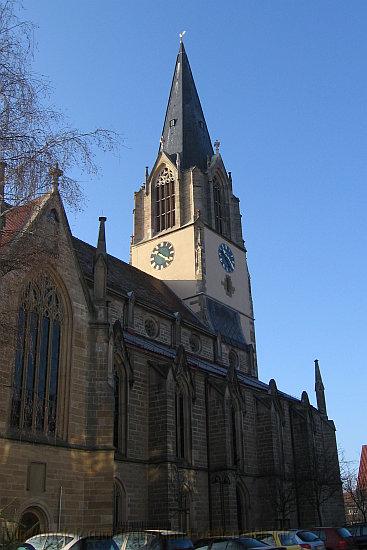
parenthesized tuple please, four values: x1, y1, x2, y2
(150, 241, 175, 270)
(218, 243, 235, 273)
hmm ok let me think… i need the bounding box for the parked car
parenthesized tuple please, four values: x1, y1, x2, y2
(194, 535, 285, 550)
(291, 531, 325, 550)
(116, 530, 194, 550)
(309, 528, 357, 550)
(244, 531, 303, 550)
(347, 525, 367, 550)
(26, 533, 120, 550)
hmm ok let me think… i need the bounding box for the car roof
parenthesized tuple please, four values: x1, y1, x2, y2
(197, 537, 264, 542)
(145, 531, 187, 536)
(27, 534, 79, 539)
(247, 531, 292, 535)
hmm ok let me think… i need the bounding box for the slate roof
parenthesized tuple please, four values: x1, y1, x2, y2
(205, 296, 248, 350)
(72, 236, 208, 330)
(160, 42, 214, 171)
(123, 330, 300, 401)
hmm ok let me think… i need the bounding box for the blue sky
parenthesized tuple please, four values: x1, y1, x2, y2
(23, 0, 366, 465)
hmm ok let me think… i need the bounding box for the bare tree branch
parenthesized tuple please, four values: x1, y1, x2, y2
(0, 0, 120, 215)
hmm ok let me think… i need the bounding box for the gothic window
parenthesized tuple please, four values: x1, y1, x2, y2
(175, 391, 191, 462)
(155, 167, 175, 233)
(231, 407, 239, 466)
(213, 177, 225, 235)
(11, 274, 63, 435)
(236, 485, 248, 532)
(113, 359, 128, 455)
(113, 479, 127, 531)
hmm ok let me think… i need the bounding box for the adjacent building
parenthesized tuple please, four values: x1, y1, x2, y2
(358, 445, 367, 490)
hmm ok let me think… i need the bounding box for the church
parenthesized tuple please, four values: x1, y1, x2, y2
(0, 42, 345, 536)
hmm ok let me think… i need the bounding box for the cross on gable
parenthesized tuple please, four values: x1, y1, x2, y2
(221, 275, 235, 297)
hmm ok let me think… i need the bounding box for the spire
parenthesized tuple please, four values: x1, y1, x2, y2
(160, 41, 214, 171)
(314, 359, 327, 416)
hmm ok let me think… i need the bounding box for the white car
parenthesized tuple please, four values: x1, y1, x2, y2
(26, 533, 120, 550)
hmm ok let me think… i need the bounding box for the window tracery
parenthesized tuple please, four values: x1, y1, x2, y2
(11, 274, 63, 435)
(155, 167, 175, 232)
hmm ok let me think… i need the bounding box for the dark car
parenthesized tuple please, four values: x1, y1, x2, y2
(348, 525, 367, 550)
(116, 530, 194, 550)
(194, 536, 285, 550)
(310, 528, 357, 550)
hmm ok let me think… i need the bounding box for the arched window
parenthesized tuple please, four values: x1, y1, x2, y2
(155, 167, 175, 232)
(231, 407, 239, 466)
(236, 484, 248, 532)
(113, 479, 127, 532)
(113, 358, 128, 455)
(18, 507, 49, 540)
(213, 177, 225, 235)
(11, 274, 63, 435)
(175, 390, 191, 463)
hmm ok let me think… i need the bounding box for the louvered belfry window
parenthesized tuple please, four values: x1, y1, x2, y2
(213, 178, 225, 235)
(155, 167, 175, 232)
(11, 274, 63, 435)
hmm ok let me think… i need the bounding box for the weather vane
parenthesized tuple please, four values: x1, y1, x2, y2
(179, 30, 186, 43)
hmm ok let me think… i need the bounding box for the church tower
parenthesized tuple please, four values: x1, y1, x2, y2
(131, 41, 257, 372)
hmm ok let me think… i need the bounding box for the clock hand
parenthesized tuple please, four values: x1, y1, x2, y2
(223, 251, 233, 266)
(157, 251, 169, 259)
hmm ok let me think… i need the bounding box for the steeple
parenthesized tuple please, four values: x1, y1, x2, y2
(160, 41, 213, 171)
(314, 359, 327, 416)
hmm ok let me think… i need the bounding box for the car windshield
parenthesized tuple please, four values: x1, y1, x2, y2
(113, 534, 124, 547)
(238, 538, 270, 548)
(166, 538, 194, 550)
(279, 533, 299, 546)
(27, 535, 74, 550)
(125, 533, 147, 550)
(337, 529, 352, 539)
(297, 532, 320, 542)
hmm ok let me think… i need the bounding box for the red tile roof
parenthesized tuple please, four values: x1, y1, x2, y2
(358, 445, 367, 489)
(0, 198, 44, 247)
